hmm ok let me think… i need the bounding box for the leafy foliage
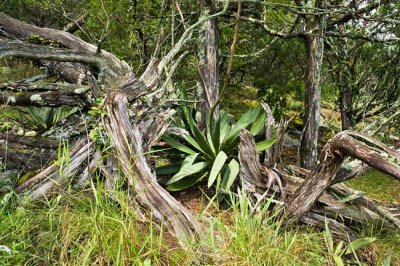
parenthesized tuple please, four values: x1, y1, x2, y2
(157, 91, 275, 193)
(324, 220, 376, 266)
(16, 106, 78, 132)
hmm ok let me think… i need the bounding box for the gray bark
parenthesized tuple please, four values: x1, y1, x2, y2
(198, 0, 219, 126)
(0, 11, 207, 249)
(300, 3, 326, 170)
(286, 130, 400, 224)
(0, 82, 91, 107)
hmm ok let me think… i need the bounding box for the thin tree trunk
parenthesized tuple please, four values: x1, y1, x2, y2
(300, 3, 326, 170)
(339, 87, 353, 130)
(198, 0, 219, 127)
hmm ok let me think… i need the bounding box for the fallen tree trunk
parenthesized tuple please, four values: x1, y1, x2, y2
(285, 130, 400, 224)
(238, 128, 396, 233)
(0, 11, 217, 249)
(0, 133, 59, 170)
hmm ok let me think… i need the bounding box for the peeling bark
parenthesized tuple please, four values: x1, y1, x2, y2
(286, 130, 400, 224)
(0, 82, 91, 107)
(198, 0, 219, 125)
(299, 1, 326, 170)
(0, 12, 206, 249)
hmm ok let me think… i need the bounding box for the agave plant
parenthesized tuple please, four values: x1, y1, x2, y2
(157, 97, 275, 193)
(17, 106, 77, 132)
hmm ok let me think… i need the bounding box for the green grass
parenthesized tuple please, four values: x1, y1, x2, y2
(347, 170, 400, 204)
(2, 186, 398, 265)
(1, 59, 398, 266)
(0, 191, 184, 265)
(0, 188, 328, 265)
(346, 170, 400, 264)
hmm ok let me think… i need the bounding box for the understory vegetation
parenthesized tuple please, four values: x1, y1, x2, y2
(1, 185, 398, 265)
(1, 0, 400, 265)
(0, 60, 399, 265)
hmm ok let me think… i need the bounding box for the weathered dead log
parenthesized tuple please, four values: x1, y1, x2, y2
(236, 109, 399, 229)
(239, 129, 267, 191)
(331, 183, 400, 228)
(0, 82, 90, 92)
(0, 145, 54, 171)
(334, 147, 400, 184)
(0, 83, 91, 107)
(238, 129, 286, 213)
(262, 102, 275, 164)
(282, 165, 399, 228)
(15, 138, 93, 197)
(285, 130, 400, 224)
(104, 91, 202, 246)
(0, 133, 59, 170)
(0, 133, 59, 149)
(0, 11, 209, 249)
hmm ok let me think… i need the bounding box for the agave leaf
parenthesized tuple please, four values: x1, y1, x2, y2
(162, 135, 196, 155)
(179, 104, 215, 157)
(250, 111, 266, 136)
(27, 107, 48, 129)
(221, 159, 240, 191)
(256, 138, 276, 152)
(178, 101, 195, 134)
(166, 171, 208, 191)
(205, 112, 216, 154)
(223, 107, 261, 149)
(211, 114, 221, 151)
(184, 135, 205, 153)
(181, 102, 196, 135)
(219, 112, 231, 145)
(155, 164, 182, 175)
(208, 151, 228, 188)
(166, 161, 208, 185)
(180, 153, 199, 168)
(190, 121, 215, 157)
(344, 237, 376, 255)
(228, 106, 261, 138)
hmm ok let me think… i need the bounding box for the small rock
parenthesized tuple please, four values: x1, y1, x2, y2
(24, 131, 37, 137)
(16, 129, 24, 136)
(0, 245, 11, 255)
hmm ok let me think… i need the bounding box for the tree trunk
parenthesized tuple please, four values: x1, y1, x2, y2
(339, 87, 353, 130)
(286, 130, 400, 224)
(198, 0, 219, 127)
(0, 133, 58, 171)
(238, 128, 399, 231)
(299, 3, 326, 170)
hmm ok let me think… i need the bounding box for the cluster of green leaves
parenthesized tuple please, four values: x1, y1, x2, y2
(157, 92, 275, 193)
(29, 34, 59, 47)
(323, 221, 379, 266)
(16, 106, 77, 132)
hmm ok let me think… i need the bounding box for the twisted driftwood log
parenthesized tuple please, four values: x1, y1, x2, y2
(238, 126, 400, 233)
(0, 12, 204, 247)
(285, 131, 400, 225)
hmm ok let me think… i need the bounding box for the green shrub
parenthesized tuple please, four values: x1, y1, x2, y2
(157, 92, 275, 193)
(17, 106, 78, 132)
